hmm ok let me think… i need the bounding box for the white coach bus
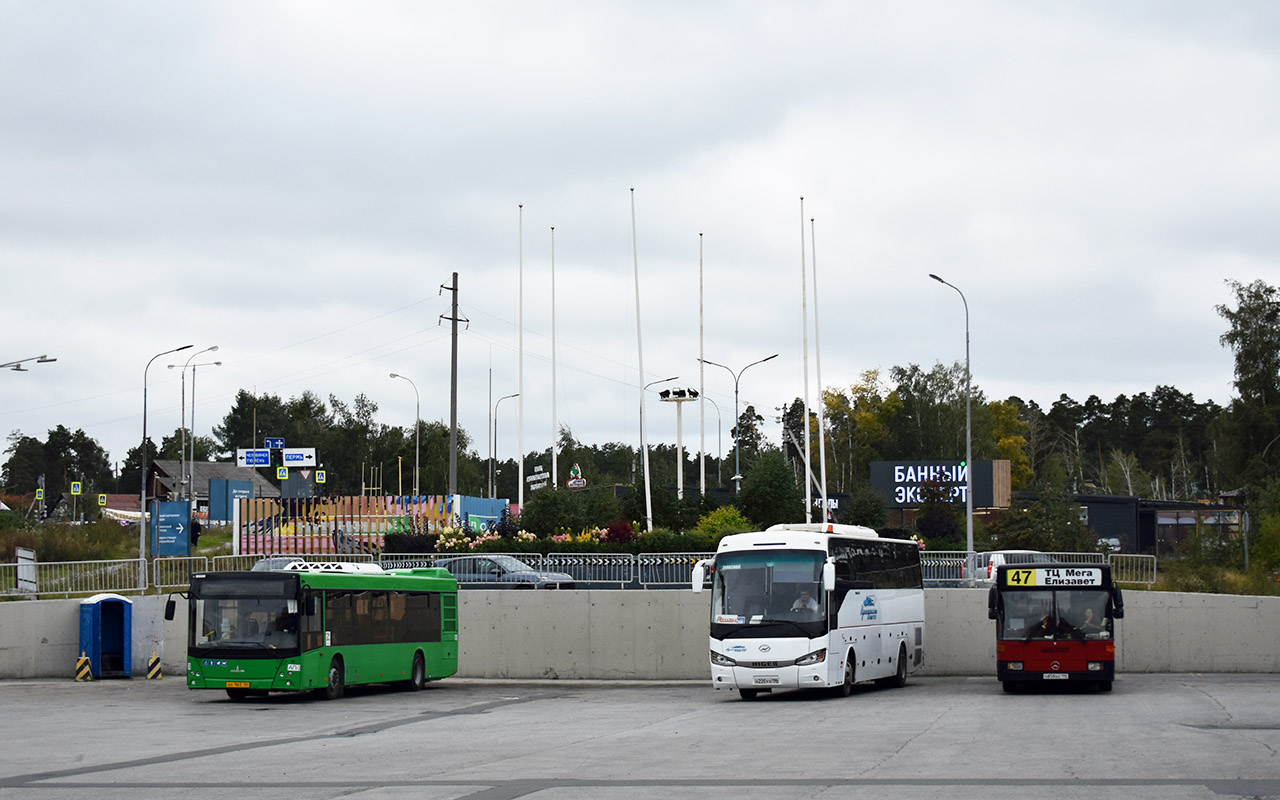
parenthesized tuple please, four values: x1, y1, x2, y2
(692, 523, 925, 700)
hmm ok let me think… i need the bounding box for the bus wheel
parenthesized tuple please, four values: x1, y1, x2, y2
(878, 644, 908, 689)
(835, 659, 854, 697)
(1002, 681, 1016, 693)
(409, 653, 426, 691)
(324, 657, 345, 701)
(1099, 680, 1113, 693)
(739, 689, 759, 700)
(225, 688, 249, 701)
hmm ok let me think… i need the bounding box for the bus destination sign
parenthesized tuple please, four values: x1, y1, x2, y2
(1004, 567, 1102, 588)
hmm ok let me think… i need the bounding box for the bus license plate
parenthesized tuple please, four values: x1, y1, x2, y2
(225, 681, 250, 688)
(1042, 673, 1068, 680)
(754, 676, 780, 685)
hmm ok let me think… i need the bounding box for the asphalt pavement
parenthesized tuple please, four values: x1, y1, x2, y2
(0, 673, 1277, 799)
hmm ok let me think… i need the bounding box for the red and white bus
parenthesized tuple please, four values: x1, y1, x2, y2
(987, 562, 1124, 692)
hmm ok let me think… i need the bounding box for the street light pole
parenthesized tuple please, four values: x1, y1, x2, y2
(659, 388, 698, 500)
(389, 373, 420, 497)
(188, 360, 221, 508)
(930, 273, 973, 557)
(705, 395, 723, 486)
(175, 346, 217, 499)
(699, 354, 778, 493)
(641, 375, 678, 530)
(140, 344, 192, 585)
(492, 392, 519, 499)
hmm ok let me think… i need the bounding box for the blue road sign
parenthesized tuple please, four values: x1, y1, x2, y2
(150, 500, 190, 557)
(237, 449, 271, 467)
(264, 437, 286, 449)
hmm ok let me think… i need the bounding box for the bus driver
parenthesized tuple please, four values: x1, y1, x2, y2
(791, 590, 819, 612)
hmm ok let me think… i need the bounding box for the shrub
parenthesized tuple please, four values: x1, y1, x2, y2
(603, 520, 634, 544)
(692, 506, 753, 540)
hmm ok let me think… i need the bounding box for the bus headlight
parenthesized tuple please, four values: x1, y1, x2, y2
(1087, 662, 1102, 671)
(1007, 662, 1024, 671)
(795, 649, 827, 666)
(710, 651, 737, 667)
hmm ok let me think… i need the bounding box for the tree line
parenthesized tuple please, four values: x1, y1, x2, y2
(3, 278, 1277, 536)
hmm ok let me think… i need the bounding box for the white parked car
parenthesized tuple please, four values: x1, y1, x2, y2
(1097, 537, 1121, 553)
(963, 550, 1057, 587)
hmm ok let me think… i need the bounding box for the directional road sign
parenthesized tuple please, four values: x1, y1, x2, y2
(151, 501, 190, 557)
(282, 447, 316, 467)
(264, 437, 286, 449)
(236, 449, 271, 467)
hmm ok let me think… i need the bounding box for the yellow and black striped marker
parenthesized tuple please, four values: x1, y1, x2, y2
(75, 651, 92, 681)
(147, 650, 162, 680)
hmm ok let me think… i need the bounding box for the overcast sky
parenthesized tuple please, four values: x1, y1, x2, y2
(3, 1, 1278, 481)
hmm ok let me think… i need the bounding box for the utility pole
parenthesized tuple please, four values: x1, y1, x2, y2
(440, 273, 468, 495)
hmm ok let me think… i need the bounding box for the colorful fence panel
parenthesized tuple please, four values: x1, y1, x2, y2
(236, 495, 462, 556)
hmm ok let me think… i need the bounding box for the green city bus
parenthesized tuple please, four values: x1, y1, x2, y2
(169, 562, 458, 700)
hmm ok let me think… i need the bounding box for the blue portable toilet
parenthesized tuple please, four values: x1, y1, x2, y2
(79, 593, 133, 678)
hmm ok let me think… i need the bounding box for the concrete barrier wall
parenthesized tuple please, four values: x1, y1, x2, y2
(2, 588, 1278, 680)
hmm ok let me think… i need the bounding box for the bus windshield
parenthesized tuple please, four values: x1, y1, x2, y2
(712, 550, 825, 629)
(1000, 588, 1114, 642)
(190, 574, 300, 652)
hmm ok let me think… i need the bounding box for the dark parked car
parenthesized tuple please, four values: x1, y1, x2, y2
(434, 555, 575, 589)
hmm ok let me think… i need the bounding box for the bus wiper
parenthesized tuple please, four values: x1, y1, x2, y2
(760, 617, 813, 635)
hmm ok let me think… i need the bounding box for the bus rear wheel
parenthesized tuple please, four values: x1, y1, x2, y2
(739, 688, 760, 700)
(323, 657, 345, 700)
(225, 688, 249, 701)
(877, 644, 908, 689)
(409, 653, 426, 691)
(1099, 680, 1113, 693)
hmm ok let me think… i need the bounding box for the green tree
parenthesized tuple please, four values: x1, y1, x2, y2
(2, 433, 44, 492)
(988, 399, 1032, 490)
(986, 491, 1094, 551)
(729, 404, 766, 479)
(834, 480, 888, 529)
(1216, 279, 1280, 489)
(118, 438, 159, 497)
(212, 390, 291, 458)
(913, 478, 962, 546)
(736, 448, 803, 528)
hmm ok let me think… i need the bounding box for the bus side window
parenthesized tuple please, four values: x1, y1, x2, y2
(830, 544, 854, 616)
(302, 590, 323, 651)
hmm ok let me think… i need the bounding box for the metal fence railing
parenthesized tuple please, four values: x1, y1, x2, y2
(0, 558, 147, 599)
(921, 551, 968, 586)
(1109, 553, 1157, 585)
(0, 548, 1161, 599)
(153, 557, 209, 590)
(545, 553, 636, 587)
(638, 553, 714, 587)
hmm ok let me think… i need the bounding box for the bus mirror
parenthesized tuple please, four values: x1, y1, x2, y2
(987, 586, 998, 620)
(304, 597, 318, 616)
(822, 560, 835, 593)
(1112, 587, 1124, 619)
(691, 561, 707, 593)
(164, 599, 176, 621)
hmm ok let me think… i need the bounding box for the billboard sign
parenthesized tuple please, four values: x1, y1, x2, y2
(869, 460, 1010, 509)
